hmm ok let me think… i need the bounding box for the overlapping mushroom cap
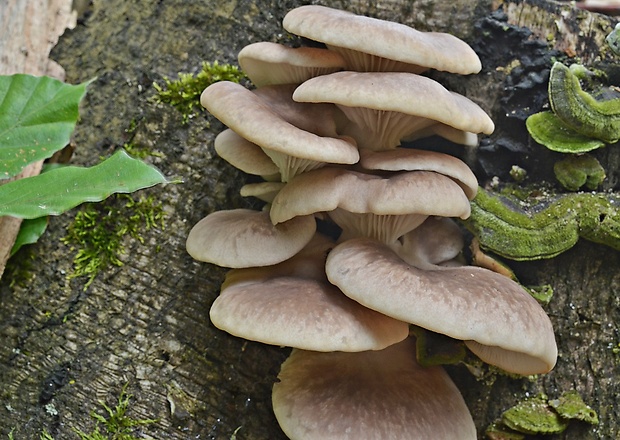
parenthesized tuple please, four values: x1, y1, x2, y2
(210, 234, 409, 352)
(293, 71, 494, 150)
(270, 167, 471, 244)
(200, 81, 358, 181)
(325, 238, 558, 375)
(272, 338, 477, 440)
(283, 5, 482, 75)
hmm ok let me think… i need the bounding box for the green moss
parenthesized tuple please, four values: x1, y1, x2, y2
(62, 194, 165, 288)
(153, 61, 245, 122)
(73, 384, 157, 440)
(464, 186, 620, 260)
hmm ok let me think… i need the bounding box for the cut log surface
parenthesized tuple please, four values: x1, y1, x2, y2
(0, 0, 619, 439)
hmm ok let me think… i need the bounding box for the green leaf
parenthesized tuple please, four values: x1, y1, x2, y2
(10, 216, 48, 256)
(0, 74, 92, 180)
(0, 149, 168, 218)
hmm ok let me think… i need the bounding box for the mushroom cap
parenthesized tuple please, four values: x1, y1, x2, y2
(283, 5, 482, 74)
(214, 129, 280, 179)
(211, 277, 409, 352)
(238, 42, 346, 87)
(325, 238, 558, 374)
(270, 167, 471, 224)
(186, 209, 316, 268)
(293, 71, 494, 150)
(201, 81, 359, 164)
(359, 148, 478, 199)
(272, 338, 477, 440)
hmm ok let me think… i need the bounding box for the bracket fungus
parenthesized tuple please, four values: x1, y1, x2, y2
(184, 5, 558, 439)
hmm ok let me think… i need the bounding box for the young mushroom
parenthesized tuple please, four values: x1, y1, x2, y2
(272, 337, 477, 440)
(283, 5, 482, 75)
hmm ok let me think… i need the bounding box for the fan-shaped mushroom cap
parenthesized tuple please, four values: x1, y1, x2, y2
(325, 238, 558, 375)
(211, 233, 409, 351)
(272, 338, 477, 440)
(211, 277, 409, 352)
(293, 71, 494, 150)
(214, 129, 280, 180)
(186, 209, 316, 268)
(270, 167, 471, 244)
(238, 42, 346, 87)
(201, 81, 359, 181)
(359, 148, 478, 199)
(283, 5, 482, 75)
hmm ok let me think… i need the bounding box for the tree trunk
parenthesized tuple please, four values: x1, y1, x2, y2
(1, 0, 619, 439)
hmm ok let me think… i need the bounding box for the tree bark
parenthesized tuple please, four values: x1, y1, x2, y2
(1, 0, 619, 439)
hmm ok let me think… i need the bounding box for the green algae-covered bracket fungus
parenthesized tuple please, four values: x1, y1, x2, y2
(548, 62, 620, 144)
(501, 395, 569, 435)
(553, 154, 606, 191)
(525, 111, 606, 153)
(464, 187, 580, 260)
(464, 187, 620, 260)
(606, 22, 620, 56)
(548, 390, 599, 425)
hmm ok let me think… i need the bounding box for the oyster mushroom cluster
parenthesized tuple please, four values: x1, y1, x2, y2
(187, 5, 558, 439)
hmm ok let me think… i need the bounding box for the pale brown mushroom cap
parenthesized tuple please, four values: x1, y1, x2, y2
(325, 238, 558, 375)
(272, 338, 477, 440)
(201, 81, 359, 164)
(238, 42, 346, 87)
(283, 5, 482, 74)
(211, 277, 409, 352)
(214, 128, 280, 179)
(359, 148, 478, 199)
(186, 209, 316, 268)
(293, 71, 494, 150)
(270, 167, 471, 243)
(201, 81, 358, 181)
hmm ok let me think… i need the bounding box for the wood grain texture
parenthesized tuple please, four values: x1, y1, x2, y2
(0, 0, 618, 439)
